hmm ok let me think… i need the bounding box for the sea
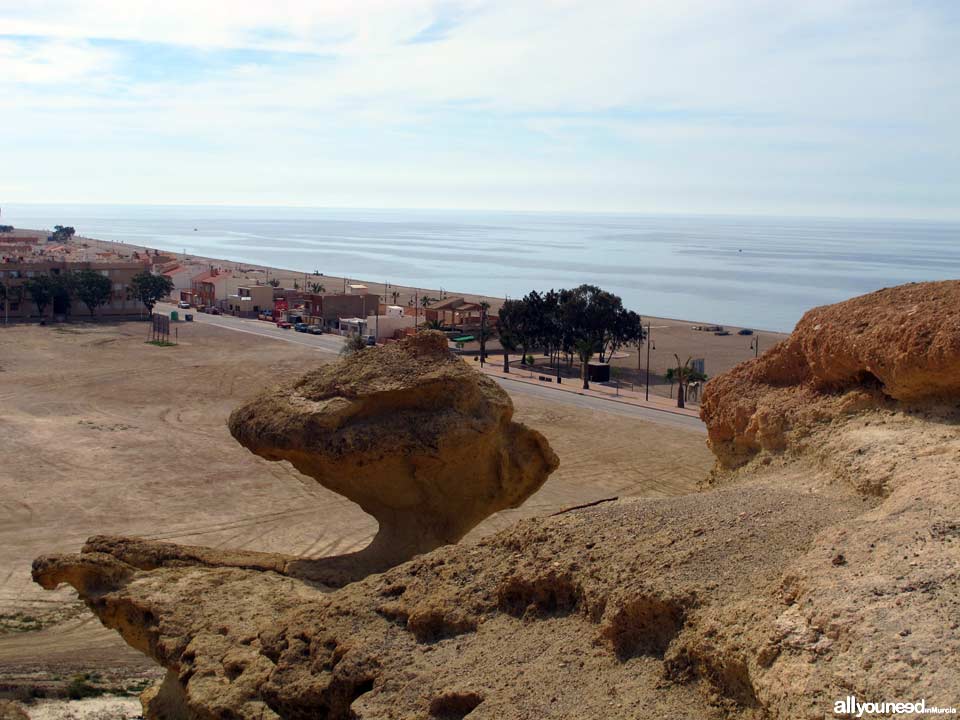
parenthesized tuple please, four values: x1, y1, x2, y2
(4, 204, 959, 333)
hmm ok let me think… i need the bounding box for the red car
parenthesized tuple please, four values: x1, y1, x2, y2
(276, 321, 292, 329)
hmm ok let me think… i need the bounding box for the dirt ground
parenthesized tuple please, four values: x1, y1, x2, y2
(0, 320, 711, 704)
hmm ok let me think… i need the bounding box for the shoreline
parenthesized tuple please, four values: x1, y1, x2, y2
(75, 232, 793, 335)
(11, 228, 790, 381)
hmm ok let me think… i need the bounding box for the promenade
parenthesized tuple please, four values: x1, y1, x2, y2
(473, 359, 702, 421)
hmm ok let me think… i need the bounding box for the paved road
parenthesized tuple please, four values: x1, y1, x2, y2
(160, 304, 346, 355)
(164, 305, 705, 432)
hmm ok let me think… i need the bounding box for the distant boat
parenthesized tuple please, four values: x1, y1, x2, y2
(194, 228, 198, 231)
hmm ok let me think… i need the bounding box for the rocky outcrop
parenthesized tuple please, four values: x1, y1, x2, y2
(0, 701, 28, 720)
(228, 331, 558, 576)
(31, 285, 960, 719)
(701, 281, 960, 468)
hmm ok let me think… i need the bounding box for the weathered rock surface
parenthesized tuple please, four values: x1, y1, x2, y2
(0, 700, 28, 720)
(701, 280, 960, 468)
(228, 331, 558, 576)
(32, 285, 960, 719)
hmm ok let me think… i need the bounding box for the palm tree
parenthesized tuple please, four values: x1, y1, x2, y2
(309, 282, 325, 295)
(575, 338, 595, 390)
(391, 290, 400, 305)
(673, 354, 693, 408)
(420, 295, 438, 308)
(425, 319, 443, 330)
(665, 367, 676, 398)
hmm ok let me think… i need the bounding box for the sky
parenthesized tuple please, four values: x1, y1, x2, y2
(1, 0, 958, 218)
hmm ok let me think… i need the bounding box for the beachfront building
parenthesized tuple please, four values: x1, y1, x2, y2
(226, 284, 275, 318)
(0, 247, 155, 321)
(364, 305, 416, 341)
(302, 292, 378, 330)
(160, 263, 209, 304)
(190, 268, 233, 308)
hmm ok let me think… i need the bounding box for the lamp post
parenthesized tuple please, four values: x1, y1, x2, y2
(644, 322, 655, 401)
(479, 302, 486, 368)
(750, 335, 759, 358)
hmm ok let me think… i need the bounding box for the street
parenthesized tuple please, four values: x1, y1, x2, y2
(162, 304, 706, 433)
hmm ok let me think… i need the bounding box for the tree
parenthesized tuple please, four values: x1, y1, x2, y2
(425, 319, 443, 330)
(575, 338, 596, 390)
(499, 328, 518, 373)
(340, 333, 368, 357)
(24, 275, 54, 317)
(51, 273, 74, 316)
(49, 225, 76, 243)
(665, 367, 676, 398)
(391, 290, 400, 305)
(73, 269, 113, 318)
(673, 354, 694, 409)
(420, 295, 438, 308)
(130, 271, 175, 317)
(293, 280, 300, 290)
(478, 300, 490, 362)
(267, 278, 280, 288)
(309, 282, 326, 295)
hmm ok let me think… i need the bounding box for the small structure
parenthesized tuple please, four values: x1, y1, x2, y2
(587, 362, 611, 383)
(429, 297, 484, 329)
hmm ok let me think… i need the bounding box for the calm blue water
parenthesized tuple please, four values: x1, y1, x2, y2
(4, 204, 959, 332)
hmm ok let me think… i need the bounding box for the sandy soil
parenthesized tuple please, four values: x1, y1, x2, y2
(0, 319, 711, 701)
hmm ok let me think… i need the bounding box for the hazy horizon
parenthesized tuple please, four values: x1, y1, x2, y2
(5, 201, 960, 226)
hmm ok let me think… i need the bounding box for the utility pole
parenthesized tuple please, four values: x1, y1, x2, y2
(414, 290, 419, 331)
(751, 335, 760, 358)
(479, 303, 486, 368)
(644, 322, 655, 402)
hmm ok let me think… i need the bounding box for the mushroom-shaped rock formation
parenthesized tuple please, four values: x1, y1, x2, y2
(701, 280, 960, 468)
(228, 331, 559, 574)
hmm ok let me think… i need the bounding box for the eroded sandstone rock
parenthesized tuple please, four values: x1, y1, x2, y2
(228, 331, 558, 574)
(701, 280, 960, 468)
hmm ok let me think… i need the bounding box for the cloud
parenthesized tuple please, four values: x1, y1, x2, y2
(0, 0, 957, 216)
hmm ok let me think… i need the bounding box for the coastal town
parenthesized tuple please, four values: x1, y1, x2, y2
(0, 225, 784, 411)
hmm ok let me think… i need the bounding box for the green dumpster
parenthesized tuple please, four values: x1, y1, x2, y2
(170, 310, 179, 322)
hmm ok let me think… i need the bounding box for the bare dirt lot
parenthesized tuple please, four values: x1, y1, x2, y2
(0, 320, 711, 704)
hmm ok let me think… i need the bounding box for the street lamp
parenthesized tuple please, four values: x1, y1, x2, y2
(644, 322, 656, 401)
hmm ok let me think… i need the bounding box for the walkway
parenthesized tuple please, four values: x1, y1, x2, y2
(474, 361, 705, 432)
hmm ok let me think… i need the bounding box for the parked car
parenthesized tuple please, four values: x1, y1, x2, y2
(276, 321, 292, 329)
(294, 323, 310, 332)
(365, 335, 377, 346)
(308, 325, 324, 335)
(209, 307, 221, 315)
(737, 328, 754, 335)
(177, 300, 191, 309)
(714, 330, 731, 336)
